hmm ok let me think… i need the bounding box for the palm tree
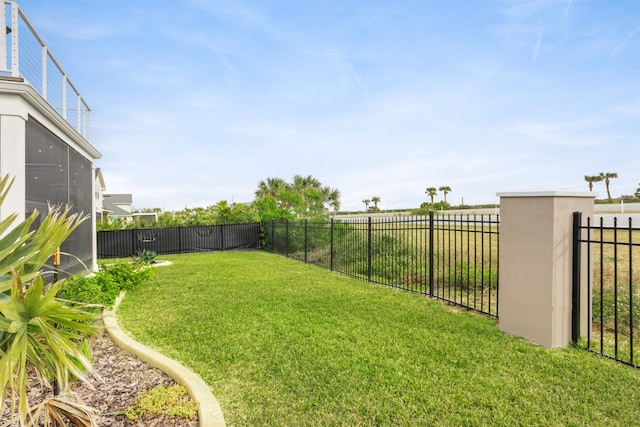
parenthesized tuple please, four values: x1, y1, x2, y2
(425, 187, 437, 204)
(600, 172, 618, 201)
(255, 177, 288, 204)
(324, 187, 341, 212)
(635, 183, 640, 198)
(584, 175, 602, 192)
(362, 199, 371, 211)
(292, 174, 322, 191)
(371, 196, 381, 211)
(438, 186, 452, 203)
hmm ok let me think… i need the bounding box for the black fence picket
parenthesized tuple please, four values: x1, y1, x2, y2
(574, 214, 640, 368)
(261, 214, 499, 316)
(97, 223, 261, 258)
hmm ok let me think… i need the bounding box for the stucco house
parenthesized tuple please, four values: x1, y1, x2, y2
(0, 2, 101, 274)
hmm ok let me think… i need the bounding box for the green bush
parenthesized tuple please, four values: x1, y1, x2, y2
(59, 262, 154, 309)
(98, 261, 154, 291)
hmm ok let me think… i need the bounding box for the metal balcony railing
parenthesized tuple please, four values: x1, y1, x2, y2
(0, 1, 91, 141)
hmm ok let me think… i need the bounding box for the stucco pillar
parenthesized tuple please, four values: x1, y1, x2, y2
(497, 191, 594, 348)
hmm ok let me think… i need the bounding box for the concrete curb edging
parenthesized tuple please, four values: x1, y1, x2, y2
(102, 293, 226, 427)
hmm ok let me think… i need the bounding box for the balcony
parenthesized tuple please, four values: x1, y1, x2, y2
(0, 1, 91, 141)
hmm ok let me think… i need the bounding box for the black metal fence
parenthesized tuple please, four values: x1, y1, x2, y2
(574, 213, 640, 368)
(262, 213, 499, 316)
(97, 223, 261, 258)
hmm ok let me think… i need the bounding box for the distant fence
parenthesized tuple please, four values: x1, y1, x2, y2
(574, 213, 640, 368)
(261, 213, 499, 316)
(97, 223, 260, 258)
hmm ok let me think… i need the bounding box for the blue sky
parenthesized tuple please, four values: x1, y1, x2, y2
(16, 0, 640, 211)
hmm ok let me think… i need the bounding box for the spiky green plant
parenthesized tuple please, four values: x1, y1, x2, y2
(0, 174, 97, 424)
(0, 175, 88, 292)
(0, 274, 97, 422)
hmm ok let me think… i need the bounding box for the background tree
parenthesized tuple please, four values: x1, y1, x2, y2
(325, 188, 341, 212)
(255, 177, 288, 207)
(362, 199, 371, 211)
(635, 183, 640, 198)
(371, 196, 381, 212)
(600, 172, 618, 201)
(425, 187, 437, 204)
(438, 186, 452, 203)
(584, 175, 603, 192)
(254, 175, 340, 219)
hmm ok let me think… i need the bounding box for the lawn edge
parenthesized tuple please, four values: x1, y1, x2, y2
(103, 291, 226, 427)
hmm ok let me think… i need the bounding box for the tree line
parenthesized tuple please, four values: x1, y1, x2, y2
(98, 174, 340, 230)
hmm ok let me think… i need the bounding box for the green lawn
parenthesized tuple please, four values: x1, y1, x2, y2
(116, 251, 640, 426)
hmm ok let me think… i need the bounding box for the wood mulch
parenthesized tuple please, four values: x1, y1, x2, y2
(1, 326, 200, 427)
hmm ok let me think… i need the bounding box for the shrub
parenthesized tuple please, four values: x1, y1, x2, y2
(59, 271, 121, 310)
(134, 249, 157, 265)
(60, 262, 154, 309)
(98, 262, 154, 291)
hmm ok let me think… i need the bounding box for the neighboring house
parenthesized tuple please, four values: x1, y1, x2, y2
(103, 194, 134, 222)
(95, 168, 107, 221)
(0, 2, 101, 274)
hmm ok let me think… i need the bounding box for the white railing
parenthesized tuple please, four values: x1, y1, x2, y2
(0, 1, 91, 141)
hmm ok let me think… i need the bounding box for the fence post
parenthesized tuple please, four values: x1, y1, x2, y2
(571, 211, 582, 343)
(272, 221, 276, 252)
(330, 218, 334, 271)
(285, 219, 289, 258)
(220, 224, 225, 251)
(429, 211, 434, 298)
(367, 217, 372, 282)
(304, 219, 308, 263)
(497, 191, 594, 348)
(130, 229, 136, 257)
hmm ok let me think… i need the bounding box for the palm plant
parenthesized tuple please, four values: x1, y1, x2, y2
(584, 175, 602, 192)
(326, 188, 341, 212)
(599, 172, 618, 201)
(256, 175, 340, 218)
(0, 275, 97, 424)
(438, 186, 452, 203)
(255, 177, 288, 206)
(0, 174, 97, 424)
(425, 187, 437, 204)
(362, 199, 371, 211)
(371, 197, 381, 211)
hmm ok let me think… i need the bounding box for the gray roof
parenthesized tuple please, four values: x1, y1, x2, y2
(103, 194, 133, 204)
(103, 193, 133, 217)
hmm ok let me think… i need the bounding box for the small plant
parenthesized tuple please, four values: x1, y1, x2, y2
(98, 262, 154, 291)
(59, 262, 155, 309)
(125, 384, 198, 421)
(134, 249, 157, 265)
(58, 273, 120, 310)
